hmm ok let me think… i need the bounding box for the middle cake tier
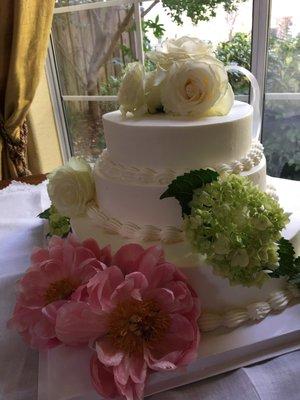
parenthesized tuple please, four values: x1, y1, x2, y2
(94, 149, 266, 230)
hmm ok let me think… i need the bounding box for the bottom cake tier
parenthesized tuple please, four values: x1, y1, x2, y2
(71, 213, 300, 333)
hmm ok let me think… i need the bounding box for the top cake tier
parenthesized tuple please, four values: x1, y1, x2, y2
(103, 101, 253, 170)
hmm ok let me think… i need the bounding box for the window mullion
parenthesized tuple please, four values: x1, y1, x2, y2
(251, 0, 271, 136)
(46, 38, 73, 162)
(134, 0, 145, 64)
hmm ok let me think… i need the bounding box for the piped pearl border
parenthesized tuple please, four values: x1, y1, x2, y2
(87, 184, 278, 244)
(199, 284, 300, 332)
(87, 205, 184, 243)
(96, 141, 264, 185)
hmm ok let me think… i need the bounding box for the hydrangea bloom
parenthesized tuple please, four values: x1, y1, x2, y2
(47, 205, 71, 237)
(184, 174, 289, 286)
(55, 244, 200, 400)
(8, 235, 111, 349)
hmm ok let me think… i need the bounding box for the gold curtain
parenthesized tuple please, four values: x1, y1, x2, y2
(0, 0, 55, 179)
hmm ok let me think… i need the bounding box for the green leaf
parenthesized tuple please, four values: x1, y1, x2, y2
(269, 238, 300, 288)
(38, 207, 51, 220)
(160, 169, 219, 216)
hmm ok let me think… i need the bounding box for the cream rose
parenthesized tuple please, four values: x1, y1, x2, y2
(148, 36, 213, 69)
(145, 71, 163, 114)
(47, 157, 95, 218)
(118, 62, 147, 117)
(161, 59, 234, 116)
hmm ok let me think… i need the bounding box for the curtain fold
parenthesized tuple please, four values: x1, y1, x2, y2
(0, 0, 55, 179)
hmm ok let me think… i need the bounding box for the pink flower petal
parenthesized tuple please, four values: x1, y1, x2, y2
(82, 239, 112, 266)
(56, 302, 107, 345)
(144, 287, 175, 312)
(95, 337, 124, 367)
(90, 354, 118, 399)
(113, 357, 130, 385)
(125, 272, 148, 292)
(140, 261, 176, 289)
(113, 244, 145, 274)
(110, 272, 149, 305)
(115, 375, 146, 400)
(128, 356, 147, 384)
(137, 245, 164, 273)
(145, 313, 199, 371)
(42, 300, 66, 323)
(110, 279, 137, 305)
(30, 248, 49, 265)
(8, 306, 58, 350)
(88, 267, 124, 312)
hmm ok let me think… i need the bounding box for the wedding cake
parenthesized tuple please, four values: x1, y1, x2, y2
(66, 37, 298, 332)
(9, 37, 299, 400)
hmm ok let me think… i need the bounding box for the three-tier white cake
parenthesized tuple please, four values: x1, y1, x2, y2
(20, 36, 299, 400)
(71, 100, 299, 331)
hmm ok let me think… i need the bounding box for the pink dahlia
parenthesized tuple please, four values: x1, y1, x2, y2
(8, 234, 111, 349)
(56, 244, 200, 400)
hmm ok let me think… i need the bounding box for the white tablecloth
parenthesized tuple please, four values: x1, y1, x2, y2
(0, 178, 299, 400)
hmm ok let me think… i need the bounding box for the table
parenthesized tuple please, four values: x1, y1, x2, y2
(0, 178, 299, 400)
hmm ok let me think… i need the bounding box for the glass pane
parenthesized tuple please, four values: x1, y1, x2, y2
(262, 0, 300, 180)
(142, 0, 253, 96)
(52, 4, 137, 96)
(63, 100, 119, 161)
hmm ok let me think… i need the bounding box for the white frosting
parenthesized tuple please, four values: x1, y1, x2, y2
(87, 205, 184, 243)
(91, 179, 275, 243)
(103, 101, 253, 170)
(199, 284, 300, 332)
(94, 157, 267, 229)
(70, 98, 299, 334)
(70, 217, 300, 332)
(95, 141, 264, 186)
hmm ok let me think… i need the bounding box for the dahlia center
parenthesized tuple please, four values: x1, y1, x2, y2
(107, 298, 171, 355)
(44, 278, 77, 304)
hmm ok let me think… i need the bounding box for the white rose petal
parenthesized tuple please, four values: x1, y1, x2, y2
(47, 157, 95, 218)
(204, 83, 234, 116)
(118, 62, 147, 117)
(145, 71, 163, 114)
(161, 59, 228, 116)
(148, 36, 213, 69)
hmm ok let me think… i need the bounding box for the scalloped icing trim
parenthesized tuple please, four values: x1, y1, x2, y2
(87, 205, 184, 243)
(96, 140, 264, 185)
(87, 184, 278, 244)
(199, 283, 300, 332)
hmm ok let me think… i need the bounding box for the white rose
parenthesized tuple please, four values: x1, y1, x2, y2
(161, 59, 234, 117)
(145, 71, 163, 114)
(148, 36, 213, 69)
(118, 62, 147, 117)
(47, 157, 95, 218)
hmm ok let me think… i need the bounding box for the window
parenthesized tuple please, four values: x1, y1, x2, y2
(48, 0, 299, 179)
(262, 0, 300, 180)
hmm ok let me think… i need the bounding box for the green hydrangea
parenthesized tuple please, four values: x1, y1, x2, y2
(39, 205, 71, 237)
(184, 174, 289, 287)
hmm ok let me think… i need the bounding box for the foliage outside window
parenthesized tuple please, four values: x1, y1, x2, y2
(52, 0, 299, 180)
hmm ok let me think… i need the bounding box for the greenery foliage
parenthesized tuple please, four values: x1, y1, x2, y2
(38, 205, 72, 238)
(55, 0, 299, 181)
(161, 0, 246, 25)
(269, 238, 300, 289)
(216, 30, 299, 180)
(215, 32, 251, 94)
(160, 169, 219, 216)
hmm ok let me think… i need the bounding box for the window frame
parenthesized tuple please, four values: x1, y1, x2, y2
(47, 0, 300, 162)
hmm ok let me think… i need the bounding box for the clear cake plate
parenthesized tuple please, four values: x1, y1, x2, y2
(38, 302, 300, 400)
